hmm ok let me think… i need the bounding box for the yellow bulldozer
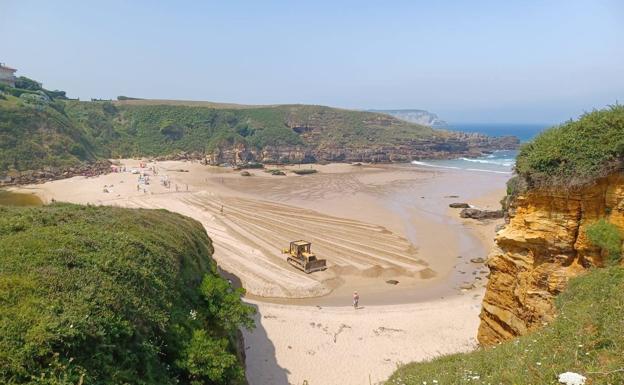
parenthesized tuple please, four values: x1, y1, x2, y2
(283, 240, 327, 273)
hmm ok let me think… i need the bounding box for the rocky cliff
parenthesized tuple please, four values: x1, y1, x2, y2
(204, 132, 519, 165)
(478, 172, 624, 345)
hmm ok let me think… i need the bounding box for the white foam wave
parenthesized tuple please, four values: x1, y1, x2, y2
(411, 160, 513, 174)
(460, 157, 515, 167)
(465, 168, 512, 174)
(411, 161, 461, 170)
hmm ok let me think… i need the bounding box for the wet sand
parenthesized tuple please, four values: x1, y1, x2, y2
(15, 160, 509, 385)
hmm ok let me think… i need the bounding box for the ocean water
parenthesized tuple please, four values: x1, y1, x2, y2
(448, 123, 551, 142)
(412, 150, 518, 174)
(411, 123, 551, 174)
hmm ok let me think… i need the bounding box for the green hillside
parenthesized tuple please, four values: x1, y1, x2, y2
(64, 100, 437, 156)
(0, 95, 97, 172)
(515, 105, 624, 188)
(0, 204, 254, 385)
(388, 266, 624, 385)
(0, 91, 440, 173)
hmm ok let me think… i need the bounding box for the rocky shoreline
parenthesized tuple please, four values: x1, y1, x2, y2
(202, 133, 519, 165)
(0, 161, 112, 187)
(1, 133, 518, 187)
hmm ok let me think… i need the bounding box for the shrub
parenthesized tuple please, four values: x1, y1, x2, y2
(586, 219, 623, 264)
(0, 204, 254, 385)
(516, 105, 624, 188)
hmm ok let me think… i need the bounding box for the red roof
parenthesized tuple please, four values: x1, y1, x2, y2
(0, 65, 17, 72)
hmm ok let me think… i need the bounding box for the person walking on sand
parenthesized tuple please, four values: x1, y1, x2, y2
(353, 291, 359, 309)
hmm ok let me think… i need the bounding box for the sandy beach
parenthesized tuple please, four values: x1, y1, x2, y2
(15, 159, 508, 385)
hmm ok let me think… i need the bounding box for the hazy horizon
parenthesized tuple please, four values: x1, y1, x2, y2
(2, 0, 622, 124)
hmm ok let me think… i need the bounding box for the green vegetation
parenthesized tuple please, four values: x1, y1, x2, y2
(0, 88, 438, 173)
(586, 219, 623, 264)
(0, 95, 96, 172)
(0, 204, 254, 385)
(388, 266, 624, 385)
(516, 105, 624, 187)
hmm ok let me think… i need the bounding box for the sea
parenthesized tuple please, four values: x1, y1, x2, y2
(412, 123, 551, 174)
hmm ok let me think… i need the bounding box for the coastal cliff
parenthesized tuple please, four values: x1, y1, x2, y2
(478, 173, 624, 345)
(477, 105, 624, 346)
(203, 132, 518, 165)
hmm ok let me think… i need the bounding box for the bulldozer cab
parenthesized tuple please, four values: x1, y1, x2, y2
(284, 240, 326, 273)
(290, 241, 313, 259)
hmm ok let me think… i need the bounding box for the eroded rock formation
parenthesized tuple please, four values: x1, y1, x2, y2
(478, 172, 624, 346)
(203, 133, 519, 166)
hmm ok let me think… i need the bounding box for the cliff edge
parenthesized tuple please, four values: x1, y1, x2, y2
(478, 105, 624, 346)
(478, 173, 624, 345)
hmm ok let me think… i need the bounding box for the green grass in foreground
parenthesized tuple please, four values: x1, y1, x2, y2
(516, 105, 624, 188)
(387, 266, 624, 385)
(0, 204, 254, 385)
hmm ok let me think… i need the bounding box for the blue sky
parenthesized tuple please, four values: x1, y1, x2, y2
(2, 0, 622, 123)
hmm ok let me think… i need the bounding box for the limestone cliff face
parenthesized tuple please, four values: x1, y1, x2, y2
(202, 133, 519, 165)
(478, 172, 624, 346)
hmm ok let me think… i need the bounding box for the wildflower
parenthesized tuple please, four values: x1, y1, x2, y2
(189, 309, 197, 320)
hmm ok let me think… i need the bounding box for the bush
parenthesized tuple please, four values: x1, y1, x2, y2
(0, 204, 254, 385)
(586, 219, 623, 264)
(14, 76, 42, 91)
(516, 105, 624, 188)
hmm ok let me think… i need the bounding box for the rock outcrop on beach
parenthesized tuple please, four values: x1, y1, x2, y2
(459, 208, 504, 220)
(478, 172, 624, 345)
(0, 161, 111, 186)
(204, 133, 518, 165)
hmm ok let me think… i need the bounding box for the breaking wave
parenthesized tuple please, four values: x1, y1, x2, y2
(411, 150, 517, 174)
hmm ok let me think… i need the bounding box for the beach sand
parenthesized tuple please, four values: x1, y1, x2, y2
(16, 159, 509, 385)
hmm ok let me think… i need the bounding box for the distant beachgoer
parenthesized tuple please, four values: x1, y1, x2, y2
(353, 291, 359, 309)
(186, 184, 188, 191)
(136, 184, 140, 191)
(220, 205, 224, 214)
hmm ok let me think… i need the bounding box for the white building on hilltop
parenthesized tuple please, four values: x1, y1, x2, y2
(0, 63, 17, 87)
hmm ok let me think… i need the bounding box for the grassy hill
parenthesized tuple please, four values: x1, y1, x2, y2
(0, 95, 97, 172)
(515, 105, 624, 188)
(64, 100, 438, 156)
(0, 91, 450, 173)
(0, 203, 254, 385)
(388, 266, 624, 385)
